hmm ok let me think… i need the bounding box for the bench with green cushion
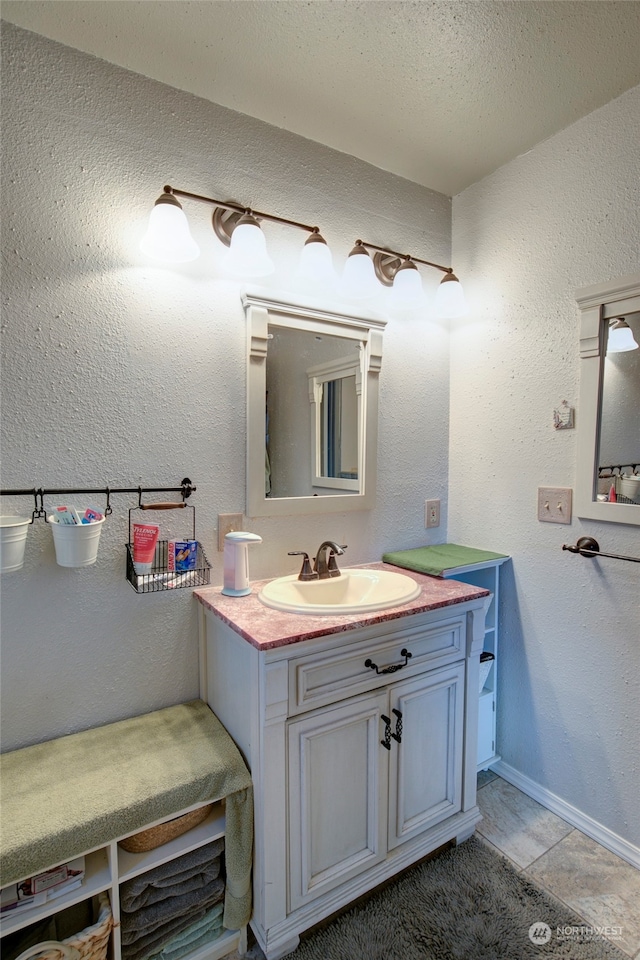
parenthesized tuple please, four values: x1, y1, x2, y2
(0, 700, 253, 931)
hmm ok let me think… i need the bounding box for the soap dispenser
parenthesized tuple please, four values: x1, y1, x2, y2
(222, 531, 262, 597)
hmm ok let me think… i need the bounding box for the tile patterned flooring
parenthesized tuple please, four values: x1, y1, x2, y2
(476, 771, 640, 958)
(231, 772, 640, 959)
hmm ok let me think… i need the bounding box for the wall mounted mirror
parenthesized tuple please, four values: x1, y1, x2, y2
(243, 294, 386, 517)
(575, 273, 640, 525)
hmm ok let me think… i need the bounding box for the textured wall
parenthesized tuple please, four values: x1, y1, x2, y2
(450, 85, 640, 847)
(0, 23, 451, 750)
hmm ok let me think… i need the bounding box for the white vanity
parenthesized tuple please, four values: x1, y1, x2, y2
(195, 564, 489, 960)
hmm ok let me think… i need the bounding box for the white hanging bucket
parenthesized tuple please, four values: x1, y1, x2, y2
(49, 516, 106, 567)
(0, 516, 31, 573)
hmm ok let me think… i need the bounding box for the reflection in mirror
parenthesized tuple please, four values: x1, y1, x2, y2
(597, 311, 640, 505)
(244, 294, 386, 517)
(575, 273, 640, 525)
(320, 375, 358, 483)
(266, 327, 361, 498)
(307, 354, 361, 493)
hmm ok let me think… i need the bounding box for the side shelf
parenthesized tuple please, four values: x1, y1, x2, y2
(0, 801, 245, 960)
(443, 554, 509, 770)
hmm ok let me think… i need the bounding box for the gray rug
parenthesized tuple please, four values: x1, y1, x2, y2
(284, 836, 627, 960)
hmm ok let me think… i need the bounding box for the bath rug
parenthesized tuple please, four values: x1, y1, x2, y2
(284, 835, 628, 960)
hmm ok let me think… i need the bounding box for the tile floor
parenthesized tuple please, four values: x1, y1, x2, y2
(231, 772, 640, 959)
(476, 771, 640, 958)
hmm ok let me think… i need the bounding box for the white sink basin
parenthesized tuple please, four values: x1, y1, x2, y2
(257, 568, 421, 616)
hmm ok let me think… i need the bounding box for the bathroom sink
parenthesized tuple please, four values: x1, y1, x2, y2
(257, 568, 421, 616)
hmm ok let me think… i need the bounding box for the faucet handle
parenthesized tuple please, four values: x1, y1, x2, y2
(288, 551, 319, 581)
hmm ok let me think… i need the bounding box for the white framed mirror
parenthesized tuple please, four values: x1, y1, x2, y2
(243, 293, 386, 517)
(575, 273, 640, 525)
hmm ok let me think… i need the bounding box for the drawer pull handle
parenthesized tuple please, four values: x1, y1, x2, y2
(380, 714, 392, 751)
(391, 708, 403, 744)
(365, 648, 412, 675)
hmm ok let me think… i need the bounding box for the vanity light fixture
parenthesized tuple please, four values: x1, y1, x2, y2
(607, 317, 638, 352)
(140, 189, 200, 263)
(340, 241, 379, 299)
(141, 185, 467, 316)
(296, 231, 337, 287)
(218, 212, 275, 277)
(369, 245, 466, 316)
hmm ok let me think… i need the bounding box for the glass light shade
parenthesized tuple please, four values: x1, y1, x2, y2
(608, 319, 638, 352)
(140, 202, 200, 263)
(297, 236, 337, 287)
(220, 217, 275, 277)
(388, 263, 424, 308)
(340, 247, 379, 299)
(434, 274, 467, 318)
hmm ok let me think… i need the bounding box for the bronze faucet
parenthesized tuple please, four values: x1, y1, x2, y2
(313, 541, 347, 579)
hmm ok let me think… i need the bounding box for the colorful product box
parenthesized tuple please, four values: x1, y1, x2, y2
(0, 857, 85, 915)
(167, 540, 197, 572)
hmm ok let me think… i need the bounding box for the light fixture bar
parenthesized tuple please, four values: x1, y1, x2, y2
(164, 185, 319, 235)
(360, 240, 453, 276)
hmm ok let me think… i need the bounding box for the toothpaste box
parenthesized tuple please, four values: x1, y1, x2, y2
(167, 540, 198, 572)
(54, 505, 81, 524)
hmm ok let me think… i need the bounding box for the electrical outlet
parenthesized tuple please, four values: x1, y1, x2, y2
(537, 487, 572, 524)
(425, 499, 440, 528)
(218, 513, 244, 551)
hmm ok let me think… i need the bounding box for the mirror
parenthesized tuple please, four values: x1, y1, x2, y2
(575, 274, 640, 524)
(243, 294, 386, 517)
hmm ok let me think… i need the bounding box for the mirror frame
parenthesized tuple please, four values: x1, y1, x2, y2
(575, 272, 640, 525)
(243, 293, 386, 517)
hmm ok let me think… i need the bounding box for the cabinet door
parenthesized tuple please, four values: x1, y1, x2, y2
(387, 662, 465, 850)
(288, 690, 388, 911)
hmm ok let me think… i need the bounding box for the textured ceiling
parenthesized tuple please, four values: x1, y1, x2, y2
(3, 0, 640, 196)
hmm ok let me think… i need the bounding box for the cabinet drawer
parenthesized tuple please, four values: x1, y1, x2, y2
(288, 616, 464, 714)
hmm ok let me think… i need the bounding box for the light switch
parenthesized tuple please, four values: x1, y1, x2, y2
(218, 513, 244, 551)
(537, 487, 572, 524)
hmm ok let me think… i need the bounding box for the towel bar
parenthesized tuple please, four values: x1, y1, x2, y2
(562, 537, 640, 564)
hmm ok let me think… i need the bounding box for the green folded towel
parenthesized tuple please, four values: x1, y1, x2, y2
(383, 543, 508, 578)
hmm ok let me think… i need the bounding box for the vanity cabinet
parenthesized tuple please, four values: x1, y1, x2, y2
(288, 661, 464, 912)
(196, 566, 488, 960)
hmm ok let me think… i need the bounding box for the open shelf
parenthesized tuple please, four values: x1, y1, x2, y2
(118, 803, 226, 883)
(0, 848, 111, 936)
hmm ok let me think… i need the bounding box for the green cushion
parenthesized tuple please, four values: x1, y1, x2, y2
(383, 543, 508, 578)
(0, 700, 253, 929)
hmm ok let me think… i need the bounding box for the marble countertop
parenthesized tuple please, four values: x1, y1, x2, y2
(194, 562, 490, 651)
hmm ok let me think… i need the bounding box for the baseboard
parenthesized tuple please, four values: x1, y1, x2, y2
(491, 760, 640, 870)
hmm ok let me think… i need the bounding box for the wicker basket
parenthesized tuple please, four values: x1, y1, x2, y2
(15, 893, 112, 960)
(118, 804, 213, 853)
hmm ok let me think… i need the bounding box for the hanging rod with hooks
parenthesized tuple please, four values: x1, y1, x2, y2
(562, 537, 640, 564)
(1, 479, 195, 522)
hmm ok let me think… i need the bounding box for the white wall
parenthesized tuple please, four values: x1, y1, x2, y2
(450, 84, 640, 849)
(0, 24, 451, 750)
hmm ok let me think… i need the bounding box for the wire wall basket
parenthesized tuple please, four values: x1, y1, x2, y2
(126, 501, 211, 594)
